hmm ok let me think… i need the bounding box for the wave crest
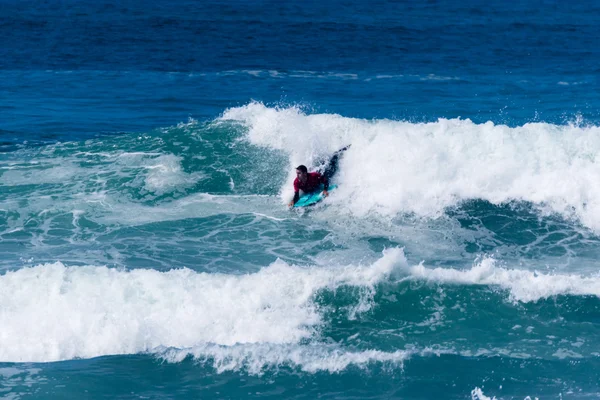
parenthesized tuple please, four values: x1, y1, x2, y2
(221, 102, 600, 230)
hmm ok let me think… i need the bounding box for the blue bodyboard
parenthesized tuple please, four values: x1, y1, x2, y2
(293, 185, 337, 208)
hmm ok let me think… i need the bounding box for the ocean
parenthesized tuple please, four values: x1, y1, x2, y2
(2, 1, 600, 398)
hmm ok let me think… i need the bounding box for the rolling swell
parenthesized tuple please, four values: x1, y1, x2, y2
(1, 248, 599, 367)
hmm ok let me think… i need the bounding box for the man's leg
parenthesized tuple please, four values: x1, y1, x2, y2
(323, 145, 350, 180)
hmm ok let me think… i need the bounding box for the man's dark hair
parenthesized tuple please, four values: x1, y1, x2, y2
(296, 165, 308, 173)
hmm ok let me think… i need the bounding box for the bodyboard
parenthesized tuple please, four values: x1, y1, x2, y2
(293, 185, 337, 208)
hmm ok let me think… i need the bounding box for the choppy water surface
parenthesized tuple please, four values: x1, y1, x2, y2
(2, 1, 600, 399)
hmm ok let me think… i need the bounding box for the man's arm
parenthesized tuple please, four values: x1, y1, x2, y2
(288, 191, 300, 207)
(289, 178, 300, 207)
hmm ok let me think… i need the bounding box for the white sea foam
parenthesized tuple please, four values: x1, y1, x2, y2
(220, 102, 600, 230)
(0, 367, 45, 398)
(142, 154, 203, 195)
(158, 342, 587, 376)
(0, 148, 212, 233)
(0, 149, 202, 199)
(112, 152, 204, 196)
(159, 343, 410, 374)
(0, 160, 79, 185)
(407, 256, 600, 302)
(471, 387, 497, 400)
(0, 249, 402, 363)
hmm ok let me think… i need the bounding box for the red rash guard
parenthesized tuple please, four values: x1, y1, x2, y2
(294, 172, 328, 194)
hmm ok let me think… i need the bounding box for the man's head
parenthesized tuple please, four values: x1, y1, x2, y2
(296, 165, 308, 183)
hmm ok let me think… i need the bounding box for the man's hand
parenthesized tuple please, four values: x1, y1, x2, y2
(322, 190, 329, 197)
(288, 201, 294, 208)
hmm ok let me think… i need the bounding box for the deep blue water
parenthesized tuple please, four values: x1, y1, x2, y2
(2, 1, 600, 399)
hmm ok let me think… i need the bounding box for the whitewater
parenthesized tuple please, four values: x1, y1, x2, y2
(222, 102, 600, 229)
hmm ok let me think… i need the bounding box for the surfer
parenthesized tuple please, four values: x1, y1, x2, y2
(288, 165, 329, 207)
(288, 145, 350, 207)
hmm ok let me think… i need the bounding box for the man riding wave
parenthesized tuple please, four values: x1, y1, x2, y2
(288, 165, 329, 207)
(288, 145, 349, 207)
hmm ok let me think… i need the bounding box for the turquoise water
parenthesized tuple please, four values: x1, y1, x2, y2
(2, 1, 600, 399)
